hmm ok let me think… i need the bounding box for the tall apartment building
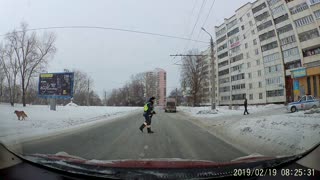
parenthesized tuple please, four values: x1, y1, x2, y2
(215, 0, 320, 105)
(199, 48, 212, 106)
(145, 68, 167, 106)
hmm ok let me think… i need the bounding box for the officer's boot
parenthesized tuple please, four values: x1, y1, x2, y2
(139, 124, 146, 132)
(147, 127, 154, 134)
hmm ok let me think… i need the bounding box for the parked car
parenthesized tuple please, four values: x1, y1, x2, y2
(165, 98, 177, 112)
(287, 95, 320, 113)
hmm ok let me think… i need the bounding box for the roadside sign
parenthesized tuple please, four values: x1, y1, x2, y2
(38, 72, 74, 99)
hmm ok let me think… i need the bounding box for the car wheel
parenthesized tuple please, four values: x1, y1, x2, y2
(312, 105, 317, 109)
(291, 106, 297, 113)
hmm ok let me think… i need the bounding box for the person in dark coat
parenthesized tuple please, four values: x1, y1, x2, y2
(244, 98, 249, 115)
(139, 97, 156, 133)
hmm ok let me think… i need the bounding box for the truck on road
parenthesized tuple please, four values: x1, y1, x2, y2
(165, 98, 177, 113)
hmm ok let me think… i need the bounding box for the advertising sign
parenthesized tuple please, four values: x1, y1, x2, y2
(38, 72, 74, 99)
(291, 68, 306, 78)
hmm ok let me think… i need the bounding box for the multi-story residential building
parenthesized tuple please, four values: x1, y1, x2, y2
(214, 0, 320, 105)
(145, 68, 167, 106)
(199, 48, 213, 106)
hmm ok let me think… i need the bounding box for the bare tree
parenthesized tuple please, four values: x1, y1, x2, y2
(0, 44, 20, 106)
(180, 50, 207, 106)
(6, 23, 56, 106)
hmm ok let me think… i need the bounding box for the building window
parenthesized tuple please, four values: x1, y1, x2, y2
(218, 60, 229, 68)
(246, 52, 250, 59)
(249, 83, 253, 89)
(277, 24, 293, 34)
(218, 43, 228, 52)
(285, 60, 301, 70)
(259, 30, 276, 41)
(259, 93, 263, 99)
(240, 17, 243, 22)
(232, 94, 246, 100)
(249, 21, 253, 26)
(272, 4, 286, 15)
(261, 41, 278, 52)
(280, 35, 296, 46)
(283, 47, 299, 58)
(251, 30, 255, 35)
(266, 76, 282, 85)
(230, 53, 244, 63)
(310, 0, 320, 5)
(258, 82, 262, 88)
(294, 15, 314, 28)
(249, 94, 253, 100)
(229, 36, 240, 44)
(315, 10, 320, 19)
(232, 83, 246, 90)
(263, 52, 280, 63)
(218, 52, 228, 59)
(252, 2, 267, 14)
(245, 43, 248, 49)
(243, 34, 247, 39)
(257, 20, 273, 31)
(298, 29, 320, 42)
(231, 63, 244, 72)
(219, 77, 230, 84)
(241, 25, 245, 30)
(302, 46, 320, 57)
(247, 12, 251, 17)
(230, 46, 241, 54)
(216, 27, 227, 37)
(227, 27, 240, 37)
(267, 0, 281, 6)
(255, 11, 270, 22)
(216, 35, 227, 44)
(227, 19, 237, 29)
(266, 89, 284, 97)
(221, 96, 230, 101)
(256, 59, 260, 65)
(274, 14, 289, 24)
(248, 72, 252, 79)
(219, 86, 230, 92)
(253, 39, 257, 45)
(265, 64, 282, 74)
(258, 70, 262, 76)
(255, 49, 259, 55)
(290, 3, 309, 15)
(231, 73, 245, 81)
(218, 69, 230, 76)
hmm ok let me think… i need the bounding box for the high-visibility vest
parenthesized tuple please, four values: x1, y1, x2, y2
(144, 102, 150, 112)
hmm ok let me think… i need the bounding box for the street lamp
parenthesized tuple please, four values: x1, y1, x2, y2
(201, 27, 216, 110)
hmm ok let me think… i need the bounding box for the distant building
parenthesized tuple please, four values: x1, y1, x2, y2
(144, 68, 167, 106)
(214, 0, 320, 105)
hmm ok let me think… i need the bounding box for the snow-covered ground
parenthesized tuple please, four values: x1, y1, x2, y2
(178, 105, 320, 156)
(0, 104, 140, 145)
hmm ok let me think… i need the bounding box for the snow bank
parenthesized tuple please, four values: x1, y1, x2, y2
(0, 104, 140, 145)
(179, 105, 320, 156)
(178, 104, 283, 117)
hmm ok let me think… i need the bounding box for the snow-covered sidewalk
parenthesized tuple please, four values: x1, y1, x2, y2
(0, 104, 140, 145)
(178, 105, 320, 156)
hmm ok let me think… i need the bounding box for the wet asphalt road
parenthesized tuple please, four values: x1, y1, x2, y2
(18, 110, 246, 162)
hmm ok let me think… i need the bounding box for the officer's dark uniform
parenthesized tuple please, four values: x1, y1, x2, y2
(139, 97, 156, 133)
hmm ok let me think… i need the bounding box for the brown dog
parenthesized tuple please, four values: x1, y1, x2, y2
(14, 110, 28, 120)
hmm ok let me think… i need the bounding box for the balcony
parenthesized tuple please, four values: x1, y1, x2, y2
(303, 54, 320, 64)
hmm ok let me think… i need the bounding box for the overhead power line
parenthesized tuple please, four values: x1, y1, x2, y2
(0, 25, 208, 43)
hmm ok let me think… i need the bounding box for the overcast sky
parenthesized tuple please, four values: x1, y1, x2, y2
(0, 0, 252, 96)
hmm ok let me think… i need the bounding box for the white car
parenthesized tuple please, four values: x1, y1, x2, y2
(287, 95, 320, 113)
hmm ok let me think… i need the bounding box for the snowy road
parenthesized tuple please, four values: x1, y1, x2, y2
(13, 110, 246, 162)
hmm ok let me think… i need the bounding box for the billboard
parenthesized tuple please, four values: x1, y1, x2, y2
(291, 68, 306, 78)
(38, 72, 74, 99)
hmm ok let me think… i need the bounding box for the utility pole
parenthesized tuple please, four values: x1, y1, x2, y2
(175, 88, 178, 105)
(201, 27, 216, 110)
(87, 79, 90, 106)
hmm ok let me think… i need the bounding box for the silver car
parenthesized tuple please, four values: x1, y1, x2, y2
(287, 95, 320, 113)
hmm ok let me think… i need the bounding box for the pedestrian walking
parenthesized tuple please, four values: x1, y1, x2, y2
(243, 98, 249, 115)
(139, 97, 156, 133)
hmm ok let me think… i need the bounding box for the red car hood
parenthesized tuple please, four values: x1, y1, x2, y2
(26, 152, 282, 169)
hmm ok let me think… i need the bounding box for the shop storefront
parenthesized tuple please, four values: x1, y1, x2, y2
(291, 67, 320, 101)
